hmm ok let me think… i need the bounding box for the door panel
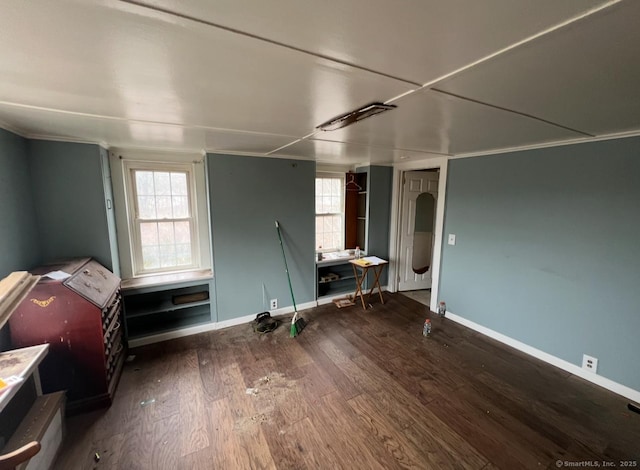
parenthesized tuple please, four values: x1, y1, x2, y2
(398, 171, 439, 291)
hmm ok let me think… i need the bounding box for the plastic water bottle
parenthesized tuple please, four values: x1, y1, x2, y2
(354, 246, 361, 259)
(438, 301, 446, 317)
(422, 318, 432, 336)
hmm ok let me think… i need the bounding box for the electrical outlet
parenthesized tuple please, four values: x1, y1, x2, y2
(582, 354, 598, 373)
(270, 299, 278, 310)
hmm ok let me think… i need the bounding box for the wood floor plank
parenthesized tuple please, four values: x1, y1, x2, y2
(347, 392, 431, 469)
(54, 293, 640, 470)
(177, 350, 210, 457)
(150, 413, 181, 470)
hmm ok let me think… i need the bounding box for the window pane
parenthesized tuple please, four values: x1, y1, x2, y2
(176, 244, 192, 265)
(330, 196, 340, 213)
(154, 172, 171, 196)
(138, 196, 156, 219)
(140, 222, 159, 247)
(157, 222, 175, 245)
(331, 178, 341, 195)
(159, 244, 177, 268)
(315, 213, 343, 251)
(172, 196, 189, 218)
(142, 245, 160, 270)
(156, 196, 172, 218)
(174, 221, 191, 244)
(136, 171, 155, 196)
(171, 172, 188, 195)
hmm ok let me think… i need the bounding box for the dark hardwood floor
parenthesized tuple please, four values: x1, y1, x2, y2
(53, 294, 639, 469)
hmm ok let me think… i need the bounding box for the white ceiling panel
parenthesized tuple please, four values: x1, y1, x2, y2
(140, 0, 607, 85)
(309, 90, 584, 155)
(0, 104, 297, 154)
(0, 0, 636, 160)
(436, 1, 640, 136)
(271, 139, 440, 166)
(0, 0, 413, 137)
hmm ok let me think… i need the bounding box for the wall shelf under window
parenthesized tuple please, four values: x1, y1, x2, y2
(122, 278, 212, 341)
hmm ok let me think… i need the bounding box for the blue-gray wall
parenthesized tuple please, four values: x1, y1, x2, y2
(439, 136, 640, 391)
(208, 154, 315, 321)
(364, 165, 393, 286)
(0, 129, 40, 277)
(28, 140, 114, 270)
(0, 129, 40, 351)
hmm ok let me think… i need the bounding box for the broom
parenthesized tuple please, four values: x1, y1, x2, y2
(275, 220, 306, 337)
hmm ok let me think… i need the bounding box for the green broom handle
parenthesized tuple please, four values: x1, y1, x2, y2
(275, 221, 298, 313)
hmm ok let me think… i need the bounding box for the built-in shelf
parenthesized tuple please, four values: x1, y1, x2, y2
(122, 280, 212, 341)
(317, 261, 363, 298)
(126, 299, 210, 319)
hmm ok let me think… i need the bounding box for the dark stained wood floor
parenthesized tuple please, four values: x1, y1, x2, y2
(53, 294, 640, 469)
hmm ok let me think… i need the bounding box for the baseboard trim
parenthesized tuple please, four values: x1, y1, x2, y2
(446, 311, 640, 403)
(128, 300, 317, 348)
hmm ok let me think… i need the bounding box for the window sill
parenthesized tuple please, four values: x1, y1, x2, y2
(121, 269, 213, 291)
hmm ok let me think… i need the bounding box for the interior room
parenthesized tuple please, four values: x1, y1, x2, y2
(1, 1, 639, 468)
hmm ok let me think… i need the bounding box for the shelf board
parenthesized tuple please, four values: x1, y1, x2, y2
(127, 311, 211, 339)
(126, 299, 210, 319)
(319, 275, 355, 284)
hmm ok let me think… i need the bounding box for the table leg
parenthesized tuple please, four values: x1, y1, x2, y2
(352, 264, 367, 310)
(367, 265, 385, 305)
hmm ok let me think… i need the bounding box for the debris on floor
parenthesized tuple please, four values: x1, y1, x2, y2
(140, 398, 156, 407)
(125, 355, 136, 363)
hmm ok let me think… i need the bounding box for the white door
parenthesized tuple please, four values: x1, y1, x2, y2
(398, 170, 439, 291)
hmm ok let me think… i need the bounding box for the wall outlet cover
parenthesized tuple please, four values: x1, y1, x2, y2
(270, 299, 278, 309)
(448, 234, 456, 245)
(582, 354, 598, 373)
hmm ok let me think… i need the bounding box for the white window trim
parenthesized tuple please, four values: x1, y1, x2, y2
(315, 171, 345, 253)
(110, 149, 212, 280)
(125, 161, 199, 275)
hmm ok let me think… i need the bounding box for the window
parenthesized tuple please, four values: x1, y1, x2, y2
(315, 174, 344, 251)
(110, 151, 212, 279)
(129, 166, 196, 273)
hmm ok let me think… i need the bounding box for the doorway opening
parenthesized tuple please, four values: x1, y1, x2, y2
(389, 158, 447, 312)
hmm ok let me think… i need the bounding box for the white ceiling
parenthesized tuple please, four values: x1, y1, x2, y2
(1, 0, 638, 165)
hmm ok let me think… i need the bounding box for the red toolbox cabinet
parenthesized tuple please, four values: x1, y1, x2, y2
(9, 258, 125, 414)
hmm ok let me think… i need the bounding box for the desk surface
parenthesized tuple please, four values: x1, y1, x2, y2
(0, 344, 49, 413)
(349, 256, 388, 267)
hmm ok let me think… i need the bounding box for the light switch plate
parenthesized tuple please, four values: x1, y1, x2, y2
(448, 234, 456, 245)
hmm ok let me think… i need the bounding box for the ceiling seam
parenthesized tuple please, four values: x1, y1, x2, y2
(0, 101, 300, 139)
(431, 88, 595, 137)
(386, 0, 623, 105)
(118, 0, 422, 87)
(309, 138, 451, 157)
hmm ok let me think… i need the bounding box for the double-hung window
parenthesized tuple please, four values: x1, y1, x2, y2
(128, 163, 197, 273)
(315, 173, 344, 252)
(111, 151, 212, 280)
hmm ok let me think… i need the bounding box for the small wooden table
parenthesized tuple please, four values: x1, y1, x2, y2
(349, 256, 389, 310)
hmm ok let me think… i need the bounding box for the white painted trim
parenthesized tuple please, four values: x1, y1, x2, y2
(26, 133, 109, 149)
(128, 300, 317, 348)
(445, 311, 640, 404)
(389, 157, 449, 314)
(0, 121, 29, 138)
(452, 128, 640, 160)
